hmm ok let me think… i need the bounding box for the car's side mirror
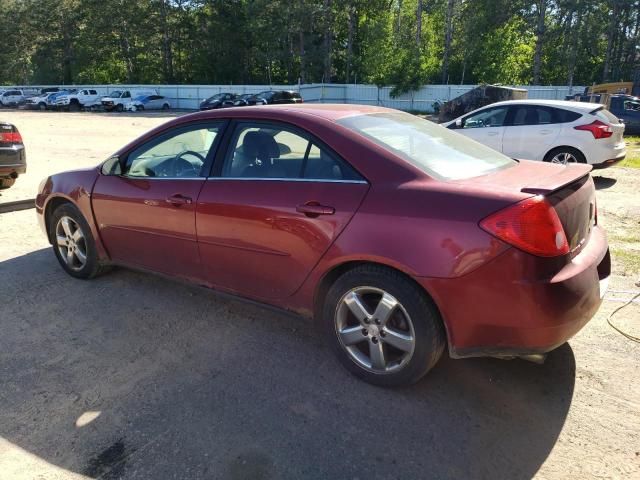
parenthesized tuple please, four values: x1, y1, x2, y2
(455, 118, 463, 128)
(101, 155, 122, 175)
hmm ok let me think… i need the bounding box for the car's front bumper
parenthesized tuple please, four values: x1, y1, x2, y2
(0, 145, 26, 178)
(420, 225, 610, 358)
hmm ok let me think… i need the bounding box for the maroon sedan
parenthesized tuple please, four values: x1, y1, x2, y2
(36, 105, 610, 386)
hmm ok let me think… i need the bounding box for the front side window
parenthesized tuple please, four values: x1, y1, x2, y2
(338, 112, 515, 181)
(624, 100, 640, 111)
(462, 107, 508, 128)
(124, 124, 221, 178)
(221, 123, 363, 181)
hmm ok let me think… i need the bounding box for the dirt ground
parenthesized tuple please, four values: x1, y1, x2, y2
(0, 111, 639, 480)
(0, 111, 182, 203)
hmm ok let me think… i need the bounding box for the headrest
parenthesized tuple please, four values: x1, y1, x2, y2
(243, 131, 280, 161)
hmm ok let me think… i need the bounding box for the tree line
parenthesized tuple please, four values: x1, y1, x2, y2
(0, 0, 638, 94)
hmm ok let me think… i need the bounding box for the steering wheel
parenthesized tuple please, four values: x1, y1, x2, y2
(171, 150, 206, 177)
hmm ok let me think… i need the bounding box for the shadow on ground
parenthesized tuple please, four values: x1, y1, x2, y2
(593, 176, 617, 190)
(0, 249, 576, 479)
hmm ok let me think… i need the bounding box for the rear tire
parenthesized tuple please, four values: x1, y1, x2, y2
(49, 203, 108, 279)
(544, 147, 586, 165)
(322, 265, 446, 387)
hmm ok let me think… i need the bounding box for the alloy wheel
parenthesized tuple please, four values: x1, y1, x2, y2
(334, 287, 416, 373)
(55, 216, 87, 271)
(550, 152, 578, 165)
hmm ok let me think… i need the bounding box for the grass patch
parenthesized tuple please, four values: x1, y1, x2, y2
(620, 135, 640, 168)
(611, 248, 640, 275)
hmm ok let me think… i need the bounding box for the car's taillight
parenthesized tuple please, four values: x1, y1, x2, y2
(480, 196, 569, 257)
(574, 120, 613, 139)
(0, 131, 22, 144)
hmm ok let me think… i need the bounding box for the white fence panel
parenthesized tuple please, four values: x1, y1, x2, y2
(13, 83, 586, 112)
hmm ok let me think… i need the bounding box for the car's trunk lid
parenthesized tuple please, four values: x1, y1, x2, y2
(458, 160, 596, 256)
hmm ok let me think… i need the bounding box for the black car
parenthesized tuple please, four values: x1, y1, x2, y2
(232, 93, 257, 107)
(0, 122, 26, 189)
(199, 92, 239, 111)
(246, 90, 303, 106)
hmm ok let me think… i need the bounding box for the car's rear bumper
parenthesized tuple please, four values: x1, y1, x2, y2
(592, 154, 625, 169)
(0, 145, 26, 178)
(420, 225, 610, 358)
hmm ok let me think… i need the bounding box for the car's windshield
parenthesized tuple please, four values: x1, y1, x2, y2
(206, 93, 224, 102)
(337, 112, 516, 181)
(256, 91, 274, 99)
(133, 95, 148, 102)
(108, 91, 123, 97)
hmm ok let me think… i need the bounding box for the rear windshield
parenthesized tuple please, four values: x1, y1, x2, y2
(591, 107, 620, 124)
(337, 112, 516, 181)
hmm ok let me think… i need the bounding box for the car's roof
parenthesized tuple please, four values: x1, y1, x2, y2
(488, 99, 601, 112)
(201, 103, 394, 122)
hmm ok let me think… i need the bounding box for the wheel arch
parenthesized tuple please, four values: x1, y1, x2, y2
(312, 260, 453, 352)
(44, 195, 75, 243)
(544, 145, 587, 163)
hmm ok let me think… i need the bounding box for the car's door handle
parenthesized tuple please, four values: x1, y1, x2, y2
(487, 131, 500, 136)
(296, 202, 335, 217)
(166, 194, 193, 206)
(539, 129, 553, 135)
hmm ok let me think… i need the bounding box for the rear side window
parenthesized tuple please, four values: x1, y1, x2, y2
(553, 108, 581, 123)
(509, 105, 580, 125)
(221, 123, 363, 181)
(338, 112, 515, 181)
(592, 107, 621, 124)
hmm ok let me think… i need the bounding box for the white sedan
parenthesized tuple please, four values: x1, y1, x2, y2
(125, 95, 171, 112)
(443, 99, 626, 168)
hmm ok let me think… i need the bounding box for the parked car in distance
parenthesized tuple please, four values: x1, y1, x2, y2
(0, 90, 26, 107)
(40, 87, 60, 95)
(124, 95, 170, 111)
(606, 95, 640, 135)
(444, 99, 626, 168)
(25, 92, 56, 110)
(55, 89, 101, 111)
(247, 90, 303, 106)
(36, 104, 609, 387)
(0, 121, 26, 189)
(47, 89, 77, 109)
(232, 93, 257, 107)
(101, 89, 157, 112)
(199, 92, 239, 111)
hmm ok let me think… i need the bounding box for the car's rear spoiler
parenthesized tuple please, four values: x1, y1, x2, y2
(520, 163, 592, 195)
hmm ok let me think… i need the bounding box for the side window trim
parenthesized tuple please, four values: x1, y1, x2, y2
(209, 119, 368, 183)
(120, 120, 228, 179)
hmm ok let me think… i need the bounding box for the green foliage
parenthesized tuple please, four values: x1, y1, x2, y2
(473, 17, 535, 85)
(0, 0, 637, 93)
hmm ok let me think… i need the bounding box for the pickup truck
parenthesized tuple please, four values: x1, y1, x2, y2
(572, 93, 640, 135)
(0, 122, 26, 189)
(54, 89, 102, 111)
(101, 89, 157, 112)
(0, 90, 26, 107)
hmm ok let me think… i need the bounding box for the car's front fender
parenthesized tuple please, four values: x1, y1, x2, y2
(36, 167, 110, 263)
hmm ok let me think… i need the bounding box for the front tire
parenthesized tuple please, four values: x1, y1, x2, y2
(323, 265, 446, 387)
(49, 203, 106, 279)
(0, 177, 16, 189)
